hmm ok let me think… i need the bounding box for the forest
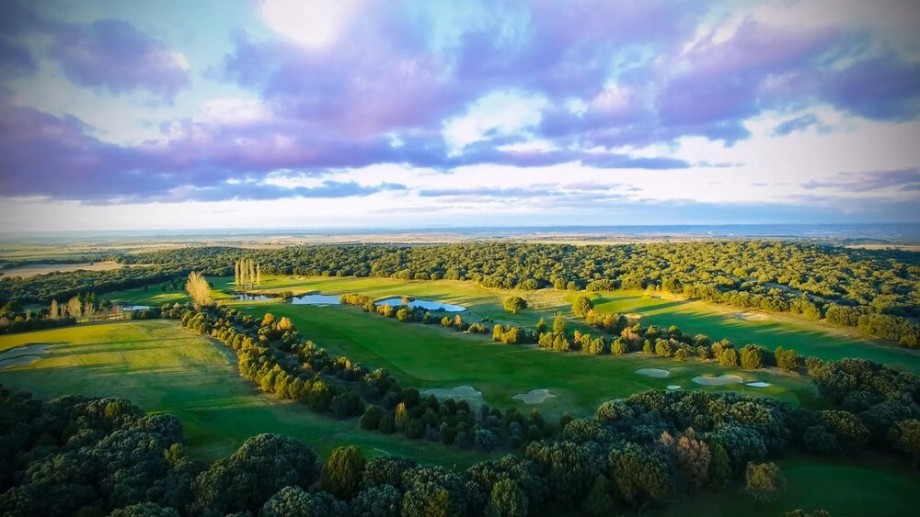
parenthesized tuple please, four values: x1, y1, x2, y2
(1, 239, 918, 515)
(2, 348, 916, 516)
(1, 242, 918, 346)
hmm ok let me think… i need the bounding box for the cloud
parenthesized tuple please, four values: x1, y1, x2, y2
(442, 90, 548, 156)
(1, 0, 919, 219)
(259, 0, 364, 49)
(0, 2, 190, 100)
(169, 180, 406, 202)
(656, 20, 845, 141)
(0, 38, 37, 79)
(772, 114, 824, 136)
(820, 55, 920, 121)
(801, 168, 920, 191)
(47, 19, 190, 100)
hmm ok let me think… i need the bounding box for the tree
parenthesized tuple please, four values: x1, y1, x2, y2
(351, 484, 402, 517)
(890, 419, 920, 467)
(821, 410, 869, 452)
(67, 296, 82, 319)
(184, 271, 212, 305)
(322, 446, 366, 500)
(485, 478, 528, 517)
(675, 428, 711, 492)
(192, 433, 318, 515)
(572, 295, 593, 318)
(552, 314, 566, 335)
(502, 296, 527, 314)
(536, 317, 547, 334)
(261, 487, 346, 517)
(720, 348, 739, 367)
(582, 475, 615, 515)
(743, 461, 786, 504)
(361, 406, 383, 430)
(740, 345, 764, 369)
(608, 443, 671, 510)
(49, 299, 59, 320)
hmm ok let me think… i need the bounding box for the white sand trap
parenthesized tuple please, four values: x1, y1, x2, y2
(635, 368, 670, 378)
(692, 374, 744, 386)
(626, 313, 643, 320)
(732, 312, 769, 322)
(0, 344, 52, 370)
(667, 385, 682, 390)
(746, 382, 772, 388)
(513, 389, 557, 404)
(422, 386, 484, 406)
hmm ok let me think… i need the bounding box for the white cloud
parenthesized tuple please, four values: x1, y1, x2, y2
(589, 82, 634, 114)
(442, 89, 549, 156)
(197, 97, 268, 125)
(565, 98, 588, 116)
(259, 0, 364, 49)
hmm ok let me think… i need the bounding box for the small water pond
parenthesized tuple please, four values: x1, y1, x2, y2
(235, 293, 276, 301)
(119, 305, 152, 311)
(290, 294, 342, 305)
(376, 297, 466, 312)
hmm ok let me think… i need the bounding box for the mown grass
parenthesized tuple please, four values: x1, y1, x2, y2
(0, 320, 485, 468)
(213, 275, 919, 373)
(654, 455, 919, 517)
(239, 303, 820, 418)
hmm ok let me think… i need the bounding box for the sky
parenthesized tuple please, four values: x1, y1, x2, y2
(0, 0, 918, 231)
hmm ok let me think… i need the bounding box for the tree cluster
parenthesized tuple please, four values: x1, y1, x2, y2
(6, 241, 917, 345)
(810, 358, 920, 460)
(233, 258, 261, 290)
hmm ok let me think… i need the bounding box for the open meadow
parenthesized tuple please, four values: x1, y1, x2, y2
(106, 274, 919, 374)
(0, 320, 485, 468)
(177, 274, 919, 374)
(239, 303, 820, 416)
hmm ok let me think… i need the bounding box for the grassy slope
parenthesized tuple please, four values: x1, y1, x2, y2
(0, 321, 485, 468)
(655, 456, 919, 517)
(241, 304, 820, 417)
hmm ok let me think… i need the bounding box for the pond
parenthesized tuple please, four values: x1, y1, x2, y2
(119, 305, 152, 311)
(375, 297, 466, 312)
(290, 294, 342, 305)
(235, 293, 275, 301)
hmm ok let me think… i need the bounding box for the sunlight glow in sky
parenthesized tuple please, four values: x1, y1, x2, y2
(0, 0, 918, 230)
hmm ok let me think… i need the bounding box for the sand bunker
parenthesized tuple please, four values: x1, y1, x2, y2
(513, 389, 557, 404)
(635, 368, 670, 378)
(692, 374, 744, 386)
(422, 386, 484, 406)
(746, 381, 772, 388)
(626, 313, 643, 320)
(667, 385, 682, 390)
(0, 344, 52, 370)
(732, 312, 769, 322)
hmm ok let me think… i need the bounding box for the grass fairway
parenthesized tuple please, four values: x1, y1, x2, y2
(0, 321, 485, 468)
(657, 456, 919, 517)
(241, 304, 820, 417)
(216, 275, 919, 373)
(109, 274, 918, 375)
(588, 292, 920, 374)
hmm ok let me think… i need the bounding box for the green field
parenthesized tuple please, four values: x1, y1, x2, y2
(1, 311, 916, 515)
(657, 456, 919, 517)
(106, 274, 919, 374)
(0, 321, 485, 468)
(240, 303, 820, 416)
(211, 275, 919, 373)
